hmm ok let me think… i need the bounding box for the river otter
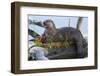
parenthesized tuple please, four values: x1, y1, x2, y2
(41, 19, 87, 59)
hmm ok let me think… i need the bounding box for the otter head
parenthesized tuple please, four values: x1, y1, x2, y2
(43, 20, 56, 30)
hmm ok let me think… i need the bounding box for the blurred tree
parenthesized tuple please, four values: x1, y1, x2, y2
(76, 17, 83, 30)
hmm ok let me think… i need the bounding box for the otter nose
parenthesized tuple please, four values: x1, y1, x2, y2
(44, 25, 48, 28)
